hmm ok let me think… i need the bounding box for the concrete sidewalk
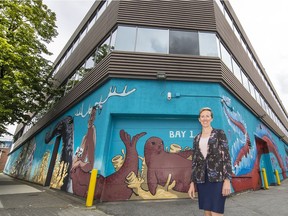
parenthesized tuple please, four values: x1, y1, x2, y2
(96, 180, 288, 216)
(0, 173, 108, 216)
(0, 173, 287, 216)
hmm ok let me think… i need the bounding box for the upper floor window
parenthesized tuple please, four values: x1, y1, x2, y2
(115, 26, 136, 51)
(220, 43, 232, 71)
(169, 30, 199, 55)
(136, 28, 169, 53)
(199, 32, 218, 57)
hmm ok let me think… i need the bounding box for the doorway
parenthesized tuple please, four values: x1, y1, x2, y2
(255, 137, 273, 190)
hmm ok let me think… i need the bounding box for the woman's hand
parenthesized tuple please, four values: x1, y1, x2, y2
(188, 182, 196, 199)
(222, 179, 231, 196)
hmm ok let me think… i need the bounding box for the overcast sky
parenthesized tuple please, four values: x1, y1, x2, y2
(229, 0, 288, 110)
(5, 0, 288, 137)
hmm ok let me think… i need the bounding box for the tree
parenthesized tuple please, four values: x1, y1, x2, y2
(0, 0, 59, 138)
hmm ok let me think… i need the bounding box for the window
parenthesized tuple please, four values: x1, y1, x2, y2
(79, 31, 85, 43)
(250, 84, 256, 100)
(90, 13, 97, 27)
(224, 9, 234, 30)
(169, 30, 199, 55)
(115, 26, 136, 51)
(255, 89, 261, 104)
(110, 29, 117, 51)
(215, 0, 224, 14)
(242, 73, 250, 92)
(232, 59, 242, 82)
(199, 32, 218, 57)
(234, 26, 241, 41)
(136, 27, 168, 53)
(216, 37, 220, 57)
(85, 55, 95, 70)
(107, 0, 112, 6)
(259, 95, 264, 107)
(220, 43, 232, 71)
(75, 63, 88, 83)
(65, 73, 77, 95)
(95, 37, 110, 64)
(97, 2, 106, 19)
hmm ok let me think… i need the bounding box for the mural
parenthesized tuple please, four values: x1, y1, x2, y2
(44, 115, 74, 190)
(92, 130, 193, 201)
(221, 96, 287, 192)
(70, 106, 96, 196)
(4, 81, 287, 202)
(9, 139, 36, 180)
(32, 151, 50, 185)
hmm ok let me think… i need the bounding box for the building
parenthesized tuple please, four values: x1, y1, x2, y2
(5, 0, 288, 202)
(0, 137, 13, 172)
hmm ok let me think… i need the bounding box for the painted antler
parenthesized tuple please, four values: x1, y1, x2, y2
(95, 85, 136, 108)
(75, 85, 136, 118)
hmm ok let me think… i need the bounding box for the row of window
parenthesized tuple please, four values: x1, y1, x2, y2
(20, 1, 287, 140)
(114, 26, 218, 57)
(215, 0, 288, 135)
(52, 0, 112, 77)
(63, 26, 219, 96)
(219, 39, 288, 137)
(60, 24, 287, 137)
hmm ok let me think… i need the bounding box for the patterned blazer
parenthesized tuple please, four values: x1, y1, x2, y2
(191, 128, 232, 183)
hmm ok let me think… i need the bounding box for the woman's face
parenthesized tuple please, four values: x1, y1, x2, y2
(199, 110, 213, 128)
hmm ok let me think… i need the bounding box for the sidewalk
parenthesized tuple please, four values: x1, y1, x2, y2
(96, 179, 288, 216)
(0, 173, 108, 216)
(0, 172, 287, 216)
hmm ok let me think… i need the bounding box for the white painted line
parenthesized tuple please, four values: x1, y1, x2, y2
(0, 200, 3, 208)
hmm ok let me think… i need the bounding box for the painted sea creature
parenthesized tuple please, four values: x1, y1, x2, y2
(144, 136, 192, 195)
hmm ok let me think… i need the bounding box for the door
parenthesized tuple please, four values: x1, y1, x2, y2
(255, 137, 272, 189)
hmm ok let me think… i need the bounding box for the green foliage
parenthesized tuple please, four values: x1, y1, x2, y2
(0, 0, 59, 137)
(95, 44, 110, 64)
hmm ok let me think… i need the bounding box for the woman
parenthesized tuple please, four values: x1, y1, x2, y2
(188, 107, 232, 216)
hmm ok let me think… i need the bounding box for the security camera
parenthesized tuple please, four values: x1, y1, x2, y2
(167, 92, 172, 100)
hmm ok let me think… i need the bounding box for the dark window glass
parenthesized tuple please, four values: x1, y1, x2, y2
(169, 30, 199, 55)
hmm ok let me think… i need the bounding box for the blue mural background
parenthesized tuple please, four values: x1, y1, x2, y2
(4, 78, 288, 199)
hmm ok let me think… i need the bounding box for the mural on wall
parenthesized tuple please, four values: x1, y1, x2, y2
(45, 115, 74, 190)
(255, 124, 287, 179)
(45, 86, 136, 197)
(4, 80, 288, 202)
(70, 106, 96, 196)
(71, 85, 137, 197)
(221, 96, 287, 192)
(38, 90, 287, 201)
(32, 151, 50, 185)
(9, 139, 36, 180)
(93, 129, 193, 201)
(285, 146, 288, 172)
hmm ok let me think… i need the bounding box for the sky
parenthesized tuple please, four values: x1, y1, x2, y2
(4, 0, 288, 138)
(229, 0, 288, 110)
